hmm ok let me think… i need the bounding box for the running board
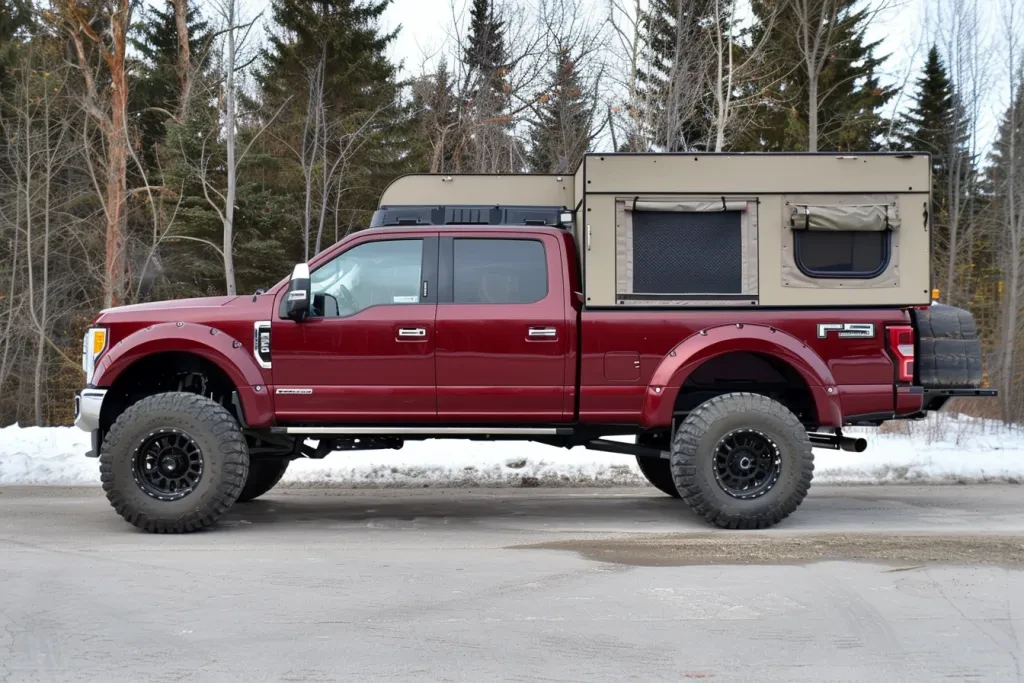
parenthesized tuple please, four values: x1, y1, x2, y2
(272, 426, 568, 437)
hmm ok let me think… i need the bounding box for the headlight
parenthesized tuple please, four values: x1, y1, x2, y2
(82, 327, 108, 384)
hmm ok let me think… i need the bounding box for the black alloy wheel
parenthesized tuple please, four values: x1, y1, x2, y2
(132, 429, 205, 501)
(712, 429, 781, 500)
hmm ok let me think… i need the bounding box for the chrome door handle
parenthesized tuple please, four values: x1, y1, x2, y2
(528, 327, 557, 338)
(397, 327, 427, 338)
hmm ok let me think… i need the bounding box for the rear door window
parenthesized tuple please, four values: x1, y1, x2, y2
(452, 239, 548, 304)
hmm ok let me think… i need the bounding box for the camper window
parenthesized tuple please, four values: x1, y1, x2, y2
(794, 230, 890, 278)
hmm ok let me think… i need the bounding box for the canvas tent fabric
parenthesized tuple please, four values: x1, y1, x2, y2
(788, 202, 901, 232)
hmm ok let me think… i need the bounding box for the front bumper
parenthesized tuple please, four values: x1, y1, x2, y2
(74, 388, 107, 433)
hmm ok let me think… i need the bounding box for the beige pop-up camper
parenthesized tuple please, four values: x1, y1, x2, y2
(377, 152, 931, 308)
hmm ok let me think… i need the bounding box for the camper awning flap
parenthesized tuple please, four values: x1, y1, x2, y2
(789, 203, 900, 231)
(628, 199, 748, 213)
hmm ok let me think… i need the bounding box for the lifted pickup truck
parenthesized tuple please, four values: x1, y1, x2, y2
(76, 153, 994, 533)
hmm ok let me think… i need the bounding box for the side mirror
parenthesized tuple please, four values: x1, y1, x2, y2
(285, 263, 311, 321)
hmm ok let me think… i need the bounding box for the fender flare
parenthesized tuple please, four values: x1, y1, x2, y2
(640, 323, 842, 428)
(92, 322, 274, 427)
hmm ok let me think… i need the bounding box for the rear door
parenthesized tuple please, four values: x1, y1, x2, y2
(271, 234, 439, 422)
(435, 232, 568, 421)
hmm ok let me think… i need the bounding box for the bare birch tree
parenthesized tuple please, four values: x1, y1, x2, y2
(932, 0, 991, 305)
(605, 0, 648, 149)
(707, 0, 785, 151)
(190, 0, 281, 294)
(996, 0, 1024, 419)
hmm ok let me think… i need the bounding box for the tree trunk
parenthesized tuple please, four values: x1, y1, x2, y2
(222, 0, 237, 295)
(1001, 244, 1018, 421)
(21, 96, 42, 423)
(1000, 81, 1020, 422)
(807, 78, 819, 153)
(99, 2, 130, 309)
(0, 198, 19, 395)
(105, 82, 127, 307)
(173, 0, 192, 120)
(945, 157, 960, 305)
(34, 89, 55, 426)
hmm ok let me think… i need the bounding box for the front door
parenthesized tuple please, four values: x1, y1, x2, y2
(435, 233, 567, 422)
(271, 235, 439, 422)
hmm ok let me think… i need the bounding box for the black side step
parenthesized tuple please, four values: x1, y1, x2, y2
(584, 439, 669, 460)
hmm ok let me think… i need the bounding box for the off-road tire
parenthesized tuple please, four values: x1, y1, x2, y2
(99, 392, 249, 533)
(236, 458, 290, 502)
(671, 393, 813, 529)
(635, 433, 680, 498)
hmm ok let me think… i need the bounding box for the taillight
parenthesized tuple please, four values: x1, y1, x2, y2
(887, 325, 915, 383)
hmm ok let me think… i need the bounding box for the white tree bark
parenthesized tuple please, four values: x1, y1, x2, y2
(222, 0, 239, 295)
(998, 0, 1023, 419)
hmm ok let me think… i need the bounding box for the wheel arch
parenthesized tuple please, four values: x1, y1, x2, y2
(93, 323, 274, 429)
(640, 324, 843, 429)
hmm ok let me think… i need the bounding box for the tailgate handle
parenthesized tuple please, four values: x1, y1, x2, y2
(397, 327, 427, 338)
(528, 327, 557, 338)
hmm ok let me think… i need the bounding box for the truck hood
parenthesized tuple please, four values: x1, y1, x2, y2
(94, 296, 240, 321)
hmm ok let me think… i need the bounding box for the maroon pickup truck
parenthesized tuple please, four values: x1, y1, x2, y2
(75, 154, 994, 533)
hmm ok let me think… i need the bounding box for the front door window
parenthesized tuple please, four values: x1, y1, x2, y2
(310, 239, 424, 317)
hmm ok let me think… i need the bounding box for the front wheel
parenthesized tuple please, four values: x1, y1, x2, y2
(670, 392, 814, 529)
(99, 392, 249, 533)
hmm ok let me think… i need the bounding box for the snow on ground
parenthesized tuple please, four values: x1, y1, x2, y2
(1, 412, 1022, 487)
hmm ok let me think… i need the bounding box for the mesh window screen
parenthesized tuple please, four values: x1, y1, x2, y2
(632, 210, 742, 294)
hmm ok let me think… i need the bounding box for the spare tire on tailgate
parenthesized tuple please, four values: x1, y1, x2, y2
(910, 304, 983, 388)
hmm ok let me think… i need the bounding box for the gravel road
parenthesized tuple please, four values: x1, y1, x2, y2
(1, 485, 1022, 682)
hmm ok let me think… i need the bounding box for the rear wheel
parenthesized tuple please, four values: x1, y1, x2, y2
(99, 392, 249, 533)
(670, 392, 813, 529)
(634, 433, 680, 498)
(237, 458, 290, 502)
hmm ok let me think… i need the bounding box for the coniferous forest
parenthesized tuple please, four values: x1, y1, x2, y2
(1, 0, 1023, 425)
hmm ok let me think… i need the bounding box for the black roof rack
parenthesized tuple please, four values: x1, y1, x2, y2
(370, 204, 572, 229)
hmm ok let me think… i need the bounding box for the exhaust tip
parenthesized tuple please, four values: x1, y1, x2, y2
(840, 437, 868, 453)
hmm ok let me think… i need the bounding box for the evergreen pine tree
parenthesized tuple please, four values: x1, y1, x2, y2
(745, 0, 894, 152)
(528, 49, 595, 173)
(411, 61, 463, 173)
(460, 0, 519, 171)
(126, 1, 220, 297)
(899, 45, 974, 255)
(255, 0, 413, 256)
(899, 46, 965, 177)
(463, 0, 506, 81)
(130, 0, 211, 165)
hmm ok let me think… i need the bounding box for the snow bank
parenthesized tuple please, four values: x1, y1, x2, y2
(1, 413, 1022, 487)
